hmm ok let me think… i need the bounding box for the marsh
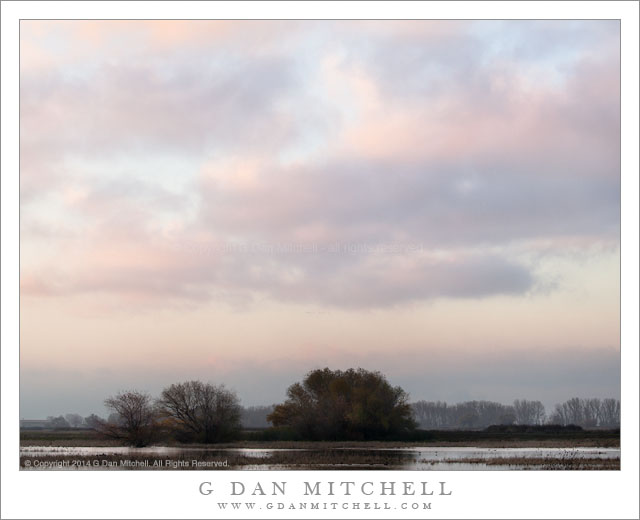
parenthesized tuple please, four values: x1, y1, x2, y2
(20, 444, 620, 471)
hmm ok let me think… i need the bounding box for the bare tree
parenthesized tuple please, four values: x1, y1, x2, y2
(548, 397, 619, 428)
(102, 390, 157, 447)
(412, 401, 449, 429)
(513, 400, 546, 425)
(549, 404, 566, 425)
(582, 398, 601, 428)
(599, 398, 620, 428)
(241, 405, 275, 429)
(448, 401, 515, 429)
(158, 381, 241, 443)
(412, 400, 520, 430)
(557, 397, 584, 425)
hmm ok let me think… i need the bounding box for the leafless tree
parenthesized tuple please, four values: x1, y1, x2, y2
(558, 397, 584, 425)
(451, 401, 515, 429)
(599, 398, 620, 428)
(513, 400, 546, 425)
(101, 390, 157, 447)
(411, 400, 519, 430)
(582, 398, 601, 428)
(158, 381, 241, 443)
(549, 397, 619, 428)
(241, 405, 275, 428)
(412, 401, 450, 429)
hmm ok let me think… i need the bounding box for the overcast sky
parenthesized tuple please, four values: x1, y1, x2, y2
(20, 20, 620, 418)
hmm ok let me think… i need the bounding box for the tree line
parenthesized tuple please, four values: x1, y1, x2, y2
(36, 368, 620, 445)
(41, 405, 275, 431)
(411, 397, 620, 430)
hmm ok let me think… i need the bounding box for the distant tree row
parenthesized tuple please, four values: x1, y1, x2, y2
(44, 413, 94, 430)
(412, 400, 520, 429)
(41, 406, 274, 432)
(88, 368, 416, 445)
(37, 368, 620, 445)
(411, 397, 620, 430)
(241, 405, 274, 429)
(548, 398, 620, 429)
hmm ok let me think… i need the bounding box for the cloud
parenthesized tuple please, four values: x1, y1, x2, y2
(20, 56, 301, 160)
(20, 20, 620, 309)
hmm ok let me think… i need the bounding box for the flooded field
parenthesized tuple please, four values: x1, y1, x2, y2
(20, 445, 620, 471)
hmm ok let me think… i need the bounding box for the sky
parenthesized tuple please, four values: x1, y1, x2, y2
(19, 20, 620, 418)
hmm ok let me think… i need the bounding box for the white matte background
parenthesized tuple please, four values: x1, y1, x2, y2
(2, 2, 638, 519)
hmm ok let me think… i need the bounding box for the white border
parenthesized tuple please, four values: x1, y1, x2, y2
(2, 2, 638, 519)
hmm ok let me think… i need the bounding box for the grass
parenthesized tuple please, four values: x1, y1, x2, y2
(433, 456, 620, 470)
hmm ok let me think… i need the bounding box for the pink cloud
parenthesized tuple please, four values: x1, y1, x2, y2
(19, 20, 619, 309)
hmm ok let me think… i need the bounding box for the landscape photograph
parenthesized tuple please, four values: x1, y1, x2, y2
(19, 19, 621, 472)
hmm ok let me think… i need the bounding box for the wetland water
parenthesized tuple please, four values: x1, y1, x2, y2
(20, 446, 620, 470)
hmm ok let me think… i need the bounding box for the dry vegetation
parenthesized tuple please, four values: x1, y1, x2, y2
(434, 456, 620, 470)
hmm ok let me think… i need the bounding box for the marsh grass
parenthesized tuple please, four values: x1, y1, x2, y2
(433, 456, 620, 470)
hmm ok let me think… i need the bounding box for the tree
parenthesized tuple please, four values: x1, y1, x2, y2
(549, 397, 619, 428)
(241, 405, 275, 429)
(455, 408, 480, 429)
(46, 415, 70, 429)
(65, 413, 84, 428)
(412, 401, 449, 429)
(563, 397, 584, 425)
(549, 398, 584, 426)
(445, 401, 515, 429)
(513, 400, 546, 425)
(599, 398, 620, 428)
(102, 390, 157, 447)
(268, 368, 416, 440)
(582, 398, 601, 428)
(83, 414, 104, 430)
(158, 381, 242, 443)
(107, 412, 123, 425)
(412, 400, 541, 429)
